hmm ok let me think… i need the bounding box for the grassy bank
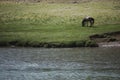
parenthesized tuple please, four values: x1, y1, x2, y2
(0, 1, 120, 47)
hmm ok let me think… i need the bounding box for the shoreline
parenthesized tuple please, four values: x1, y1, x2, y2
(90, 31, 120, 47)
(98, 41, 120, 47)
(0, 40, 99, 48)
(0, 31, 120, 48)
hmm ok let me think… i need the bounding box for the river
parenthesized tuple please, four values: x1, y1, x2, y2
(0, 47, 120, 80)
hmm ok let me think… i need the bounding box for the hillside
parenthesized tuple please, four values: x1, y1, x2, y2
(0, 0, 120, 47)
(0, 0, 120, 3)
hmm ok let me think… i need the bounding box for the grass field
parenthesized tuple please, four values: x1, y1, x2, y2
(0, 0, 120, 47)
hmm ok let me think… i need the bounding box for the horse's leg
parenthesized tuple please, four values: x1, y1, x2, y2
(82, 20, 85, 27)
(86, 21, 87, 27)
(82, 22, 84, 27)
(90, 18, 94, 27)
(88, 21, 91, 27)
(90, 21, 92, 27)
(90, 20, 94, 27)
(91, 21, 94, 27)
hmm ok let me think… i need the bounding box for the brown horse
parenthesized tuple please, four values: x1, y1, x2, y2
(82, 17, 94, 27)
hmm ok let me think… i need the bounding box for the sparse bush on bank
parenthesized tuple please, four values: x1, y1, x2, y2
(0, 40, 98, 47)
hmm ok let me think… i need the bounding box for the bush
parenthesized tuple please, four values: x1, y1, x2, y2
(0, 41, 9, 46)
(75, 41, 86, 47)
(85, 40, 98, 47)
(63, 41, 76, 47)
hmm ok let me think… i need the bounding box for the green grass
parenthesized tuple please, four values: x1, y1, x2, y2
(0, 1, 120, 47)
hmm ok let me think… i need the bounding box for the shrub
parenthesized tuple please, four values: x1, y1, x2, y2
(85, 40, 98, 47)
(75, 41, 86, 47)
(0, 41, 9, 46)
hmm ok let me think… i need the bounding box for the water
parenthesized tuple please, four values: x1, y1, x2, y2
(0, 47, 120, 80)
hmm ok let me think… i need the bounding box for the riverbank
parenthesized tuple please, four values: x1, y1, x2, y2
(0, 39, 98, 48)
(0, 1, 120, 48)
(1, 31, 120, 48)
(90, 31, 120, 47)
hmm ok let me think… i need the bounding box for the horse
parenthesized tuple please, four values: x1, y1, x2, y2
(82, 17, 94, 27)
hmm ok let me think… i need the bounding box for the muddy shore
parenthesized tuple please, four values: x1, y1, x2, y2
(90, 31, 120, 47)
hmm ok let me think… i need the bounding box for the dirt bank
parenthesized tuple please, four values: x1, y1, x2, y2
(90, 31, 120, 47)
